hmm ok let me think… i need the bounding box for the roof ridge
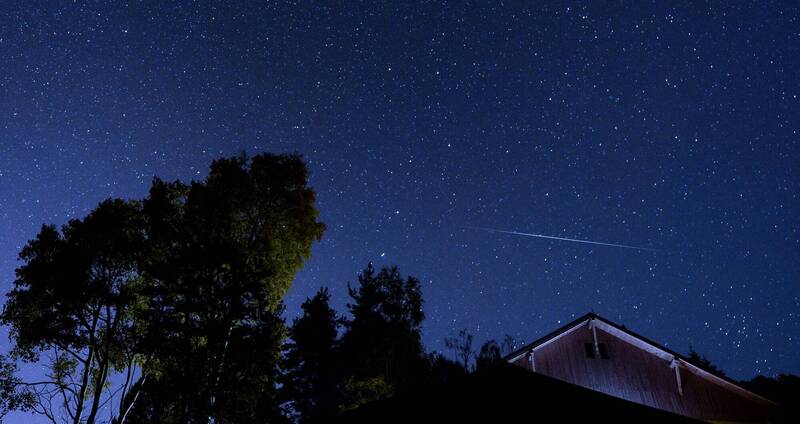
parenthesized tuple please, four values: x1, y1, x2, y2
(503, 312, 777, 406)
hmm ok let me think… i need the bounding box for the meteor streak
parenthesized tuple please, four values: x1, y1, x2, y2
(468, 226, 659, 252)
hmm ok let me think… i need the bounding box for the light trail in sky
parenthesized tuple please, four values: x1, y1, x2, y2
(467, 226, 659, 252)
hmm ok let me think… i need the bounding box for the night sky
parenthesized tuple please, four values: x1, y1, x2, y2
(2, 1, 799, 404)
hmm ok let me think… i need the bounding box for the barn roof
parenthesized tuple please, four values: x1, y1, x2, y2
(504, 312, 777, 406)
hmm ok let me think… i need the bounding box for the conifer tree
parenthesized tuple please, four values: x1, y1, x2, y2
(338, 264, 427, 410)
(283, 288, 340, 423)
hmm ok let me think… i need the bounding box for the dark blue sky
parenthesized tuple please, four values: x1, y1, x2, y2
(1, 0, 798, 398)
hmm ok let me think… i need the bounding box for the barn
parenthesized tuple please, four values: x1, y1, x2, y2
(506, 312, 777, 423)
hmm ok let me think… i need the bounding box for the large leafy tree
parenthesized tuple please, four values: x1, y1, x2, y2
(282, 288, 340, 423)
(127, 153, 325, 423)
(1, 199, 146, 424)
(338, 264, 427, 411)
(2, 153, 324, 424)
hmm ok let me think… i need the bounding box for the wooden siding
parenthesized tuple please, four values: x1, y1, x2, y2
(514, 324, 771, 423)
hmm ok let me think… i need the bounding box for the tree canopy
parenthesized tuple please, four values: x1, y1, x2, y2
(126, 153, 324, 423)
(2, 199, 145, 424)
(2, 153, 324, 424)
(282, 288, 340, 424)
(338, 263, 427, 408)
(686, 347, 727, 378)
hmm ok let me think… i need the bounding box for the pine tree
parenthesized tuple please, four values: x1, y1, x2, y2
(338, 264, 427, 410)
(283, 288, 340, 424)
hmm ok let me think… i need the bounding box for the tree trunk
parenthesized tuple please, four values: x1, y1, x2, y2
(73, 309, 101, 424)
(85, 305, 116, 424)
(117, 374, 146, 424)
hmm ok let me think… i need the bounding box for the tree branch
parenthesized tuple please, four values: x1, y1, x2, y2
(72, 307, 100, 424)
(118, 374, 146, 424)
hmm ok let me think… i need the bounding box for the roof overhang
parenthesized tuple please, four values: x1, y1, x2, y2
(505, 313, 777, 407)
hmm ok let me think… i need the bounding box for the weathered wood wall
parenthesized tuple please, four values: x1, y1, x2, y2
(513, 325, 771, 423)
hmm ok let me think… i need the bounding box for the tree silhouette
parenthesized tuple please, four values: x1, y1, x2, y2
(126, 153, 324, 423)
(445, 332, 517, 372)
(338, 264, 427, 411)
(282, 288, 341, 423)
(1, 199, 146, 424)
(426, 352, 469, 384)
(501, 335, 517, 355)
(475, 335, 517, 371)
(741, 374, 800, 423)
(445, 329, 474, 371)
(3, 153, 324, 424)
(686, 347, 726, 378)
(475, 340, 501, 371)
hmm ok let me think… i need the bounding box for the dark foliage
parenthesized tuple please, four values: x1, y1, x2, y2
(1, 199, 146, 423)
(338, 264, 428, 411)
(282, 288, 341, 423)
(475, 340, 501, 371)
(685, 347, 727, 378)
(426, 352, 469, 384)
(0, 354, 34, 420)
(282, 265, 447, 421)
(448, 332, 516, 372)
(3, 153, 323, 424)
(125, 153, 324, 423)
(741, 374, 800, 423)
(445, 329, 473, 371)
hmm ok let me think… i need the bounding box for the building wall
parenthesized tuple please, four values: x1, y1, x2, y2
(512, 325, 771, 423)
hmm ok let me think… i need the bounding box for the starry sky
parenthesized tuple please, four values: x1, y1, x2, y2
(1, 0, 798, 396)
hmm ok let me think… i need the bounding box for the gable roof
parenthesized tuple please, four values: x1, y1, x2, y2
(504, 312, 777, 406)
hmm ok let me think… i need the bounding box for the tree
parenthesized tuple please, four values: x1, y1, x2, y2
(1, 199, 147, 424)
(282, 288, 341, 423)
(127, 153, 324, 423)
(475, 340, 501, 371)
(445, 332, 516, 372)
(686, 347, 726, 378)
(338, 264, 427, 410)
(2, 153, 324, 424)
(475, 335, 517, 371)
(0, 354, 34, 420)
(445, 329, 473, 371)
(741, 374, 800, 423)
(500, 335, 517, 355)
(426, 352, 469, 384)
